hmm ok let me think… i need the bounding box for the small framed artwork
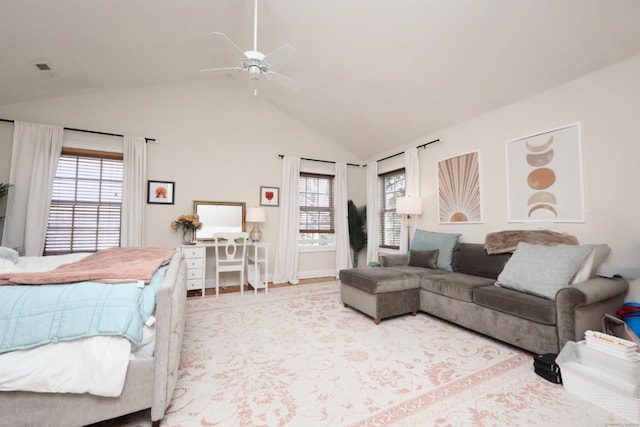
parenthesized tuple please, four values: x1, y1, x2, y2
(147, 180, 175, 205)
(260, 186, 279, 206)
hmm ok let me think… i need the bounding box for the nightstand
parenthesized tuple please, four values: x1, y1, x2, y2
(179, 244, 205, 297)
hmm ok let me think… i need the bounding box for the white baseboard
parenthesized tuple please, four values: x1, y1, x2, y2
(203, 269, 337, 288)
(298, 269, 337, 280)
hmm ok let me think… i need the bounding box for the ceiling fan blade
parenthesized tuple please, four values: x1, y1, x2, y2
(263, 44, 297, 68)
(209, 32, 247, 62)
(199, 66, 244, 75)
(264, 71, 303, 92)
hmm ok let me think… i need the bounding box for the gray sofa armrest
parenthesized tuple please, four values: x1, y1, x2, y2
(379, 253, 408, 267)
(555, 276, 629, 349)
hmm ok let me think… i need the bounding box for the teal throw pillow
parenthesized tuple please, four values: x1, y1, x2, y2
(410, 229, 461, 272)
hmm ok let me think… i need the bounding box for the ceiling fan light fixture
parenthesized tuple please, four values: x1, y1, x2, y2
(248, 65, 261, 78)
(201, 0, 302, 95)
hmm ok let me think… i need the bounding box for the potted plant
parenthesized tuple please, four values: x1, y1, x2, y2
(347, 200, 367, 267)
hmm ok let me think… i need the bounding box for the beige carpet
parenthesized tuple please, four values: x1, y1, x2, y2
(110, 281, 629, 426)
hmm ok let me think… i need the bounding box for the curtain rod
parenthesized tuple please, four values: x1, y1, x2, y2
(277, 154, 361, 167)
(376, 138, 439, 163)
(0, 118, 156, 143)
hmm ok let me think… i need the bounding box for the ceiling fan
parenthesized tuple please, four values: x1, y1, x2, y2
(201, 0, 302, 96)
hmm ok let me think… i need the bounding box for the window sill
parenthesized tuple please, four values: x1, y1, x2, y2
(299, 245, 336, 254)
(378, 247, 402, 255)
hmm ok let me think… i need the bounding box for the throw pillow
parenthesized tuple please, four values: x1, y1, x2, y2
(571, 244, 611, 284)
(0, 246, 19, 264)
(410, 229, 461, 272)
(407, 249, 439, 269)
(496, 242, 594, 300)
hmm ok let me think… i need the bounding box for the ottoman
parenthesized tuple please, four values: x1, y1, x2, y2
(340, 267, 421, 324)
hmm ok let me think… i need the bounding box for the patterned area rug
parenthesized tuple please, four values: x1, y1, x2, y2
(117, 281, 629, 426)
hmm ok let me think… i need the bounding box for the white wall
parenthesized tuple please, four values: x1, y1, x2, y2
(0, 78, 365, 280)
(378, 53, 640, 299)
(2, 53, 639, 295)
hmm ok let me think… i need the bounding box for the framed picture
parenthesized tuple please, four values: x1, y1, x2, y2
(260, 186, 279, 206)
(505, 123, 584, 222)
(437, 150, 482, 223)
(147, 180, 175, 205)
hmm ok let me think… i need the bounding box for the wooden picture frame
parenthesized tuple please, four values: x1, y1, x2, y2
(147, 180, 175, 205)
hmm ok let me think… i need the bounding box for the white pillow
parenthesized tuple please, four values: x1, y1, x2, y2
(0, 257, 21, 273)
(571, 244, 611, 284)
(496, 242, 593, 300)
(0, 246, 19, 264)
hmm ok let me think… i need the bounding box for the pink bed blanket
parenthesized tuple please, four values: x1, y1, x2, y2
(0, 247, 175, 285)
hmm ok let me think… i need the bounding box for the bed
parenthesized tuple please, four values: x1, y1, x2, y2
(0, 247, 187, 427)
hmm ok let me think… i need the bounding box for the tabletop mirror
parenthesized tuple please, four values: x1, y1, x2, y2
(193, 200, 246, 241)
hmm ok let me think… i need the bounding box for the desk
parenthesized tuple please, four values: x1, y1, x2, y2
(179, 242, 269, 296)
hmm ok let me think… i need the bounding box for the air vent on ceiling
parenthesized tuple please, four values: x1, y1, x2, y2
(34, 62, 51, 71)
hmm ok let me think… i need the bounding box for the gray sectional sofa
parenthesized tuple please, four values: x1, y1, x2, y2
(340, 242, 629, 355)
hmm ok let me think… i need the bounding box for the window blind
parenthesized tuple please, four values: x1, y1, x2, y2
(377, 168, 405, 249)
(44, 148, 123, 255)
(299, 172, 335, 234)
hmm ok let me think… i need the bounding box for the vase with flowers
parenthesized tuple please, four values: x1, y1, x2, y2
(171, 213, 202, 245)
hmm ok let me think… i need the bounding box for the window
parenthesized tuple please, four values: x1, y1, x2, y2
(299, 172, 335, 248)
(43, 148, 123, 255)
(378, 168, 405, 249)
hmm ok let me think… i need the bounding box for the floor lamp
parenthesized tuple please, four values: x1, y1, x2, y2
(396, 196, 422, 251)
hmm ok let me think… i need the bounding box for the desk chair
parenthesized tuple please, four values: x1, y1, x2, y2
(213, 232, 249, 297)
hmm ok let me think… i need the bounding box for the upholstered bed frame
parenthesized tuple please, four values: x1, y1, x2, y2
(0, 251, 188, 427)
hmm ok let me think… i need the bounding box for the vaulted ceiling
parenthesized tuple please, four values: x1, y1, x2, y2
(2, 0, 640, 160)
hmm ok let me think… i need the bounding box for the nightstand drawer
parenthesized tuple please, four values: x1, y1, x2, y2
(182, 246, 204, 258)
(187, 268, 203, 280)
(185, 257, 203, 269)
(186, 278, 203, 290)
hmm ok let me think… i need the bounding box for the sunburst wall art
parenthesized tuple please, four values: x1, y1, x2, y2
(438, 150, 482, 224)
(505, 123, 584, 222)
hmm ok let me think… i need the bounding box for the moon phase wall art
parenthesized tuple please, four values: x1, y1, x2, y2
(506, 123, 584, 222)
(438, 150, 482, 223)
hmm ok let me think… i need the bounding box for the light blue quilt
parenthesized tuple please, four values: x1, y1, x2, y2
(0, 265, 168, 353)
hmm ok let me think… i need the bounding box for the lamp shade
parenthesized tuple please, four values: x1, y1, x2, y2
(246, 207, 266, 223)
(396, 197, 422, 215)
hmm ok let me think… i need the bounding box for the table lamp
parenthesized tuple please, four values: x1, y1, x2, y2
(246, 207, 266, 242)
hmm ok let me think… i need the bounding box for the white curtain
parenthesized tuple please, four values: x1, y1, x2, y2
(365, 161, 379, 265)
(401, 148, 421, 252)
(334, 162, 352, 276)
(404, 148, 420, 197)
(4, 121, 63, 255)
(121, 136, 147, 247)
(272, 156, 300, 284)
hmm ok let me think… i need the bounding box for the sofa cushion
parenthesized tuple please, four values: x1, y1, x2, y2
(339, 267, 421, 294)
(453, 243, 512, 279)
(410, 229, 461, 272)
(496, 242, 593, 300)
(408, 249, 439, 269)
(473, 285, 557, 325)
(389, 265, 449, 277)
(421, 273, 495, 303)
